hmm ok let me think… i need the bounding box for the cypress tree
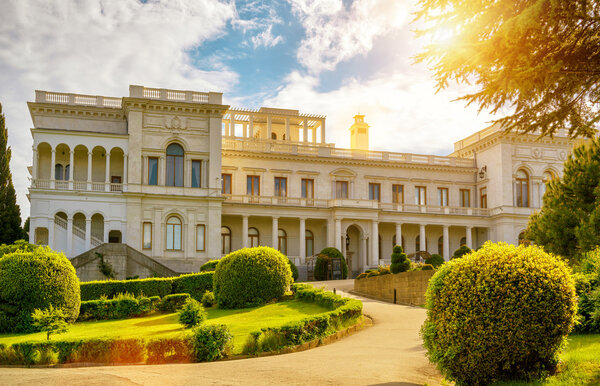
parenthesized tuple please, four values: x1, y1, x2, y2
(0, 103, 24, 244)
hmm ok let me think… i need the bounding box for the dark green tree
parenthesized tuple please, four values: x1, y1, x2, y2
(0, 103, 23, 244)
(390, 245, 410, 274)
(414, 0, 600, 138)
(452, 246, 472, 260)
(527, 138, 600, 263)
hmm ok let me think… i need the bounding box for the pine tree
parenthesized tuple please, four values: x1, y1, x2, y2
(0, 103, 24, 244)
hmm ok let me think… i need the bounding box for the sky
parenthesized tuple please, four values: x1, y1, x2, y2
(0, 0, 496, 220)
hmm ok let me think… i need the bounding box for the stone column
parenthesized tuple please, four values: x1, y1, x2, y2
(242, 215, 248, 248)
(466, 226, 473, 249)
(159, 157, 165, 185)
(267, 116, 272, 139)
(67, 216, 73, 257)
(249, 115, 254, 138)
(105, 152, 111, 192)
(230, 116, 235, 137)
(335, 218, 342, 251)
(48, 217, 54, 249)
(104, 220, 109, 243)
(303, 118, 309, 142)
(123, 154, 128, 190)
(32, 147, 38, 181)
(371, 220, 379, 265)
(68, 150, 74, 189)
(443, 225, 450, 260)
(285, 118, 290, 141)
(299, 218, 306, 262)
(243, 123, 248, 138)
(419, 224, 426, 251)
(320, 119, 326, 143)
(361, 236, 368, 270)
(272, 217, 279, 249)
(50, 149, 56, 189)
(85, 218, 91, 250)
(87, 151, 92, 190)
(224, 121, 230, 137)
(395, 223, 402, 248)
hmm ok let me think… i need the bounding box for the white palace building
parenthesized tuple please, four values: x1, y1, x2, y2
(27, 85, 576, 278)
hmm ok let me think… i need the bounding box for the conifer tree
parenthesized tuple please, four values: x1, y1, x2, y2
(0, 103, 24, 244)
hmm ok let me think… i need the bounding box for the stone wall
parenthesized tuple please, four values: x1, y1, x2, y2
(353, 270, 435, 306)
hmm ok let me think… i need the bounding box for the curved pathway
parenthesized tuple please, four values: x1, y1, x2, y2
(2, 280, 441, 385)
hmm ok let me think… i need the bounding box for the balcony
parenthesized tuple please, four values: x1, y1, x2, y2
(32, 179, 124, 193)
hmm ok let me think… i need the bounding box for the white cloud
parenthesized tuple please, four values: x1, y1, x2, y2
(251, 25, 284, 48)
(263, 70, 495, 156)
(0, 0, 238, 219)
(289, 0, 409, 73)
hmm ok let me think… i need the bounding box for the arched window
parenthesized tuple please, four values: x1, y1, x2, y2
(248, 227, 259, 248)
(460, 237, 467, 246)
(271, 133, 277, 140)
(438, 236, 443, 255)
(392, 235, 405, 250)
(278, 229, 287, 254)
(166, 143, 184, 187)
(306, 230, 314, 257)
(55, 164, 63, 180)
(518, 231, 531, 246)
(221, 226, 231, 254)
(166, 216, 182, 250)
(416, 235, 428, 251)
(515, 169, 529, 207)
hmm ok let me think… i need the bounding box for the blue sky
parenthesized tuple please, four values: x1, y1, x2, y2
(0, 0, 494, 217)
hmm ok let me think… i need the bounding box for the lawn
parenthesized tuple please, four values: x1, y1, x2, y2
(491, 334, 600, 385)
(0, 299, 330, 354)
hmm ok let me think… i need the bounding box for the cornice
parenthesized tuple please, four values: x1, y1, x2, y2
(122, 98, 229, 117)
(31, 127, 129, 139)
(28, 102, 126, 121)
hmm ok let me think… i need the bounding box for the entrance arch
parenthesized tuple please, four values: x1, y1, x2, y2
(345, 224, 366, 277)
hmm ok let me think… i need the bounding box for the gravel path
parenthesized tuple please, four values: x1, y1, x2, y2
(0, 280, 441, 385)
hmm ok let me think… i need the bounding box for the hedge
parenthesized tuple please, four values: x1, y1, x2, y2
(243, 283, 362, 354)
(78, 295, 160, 321)
(80, 272, 213, 301)
(158, 294, 191, 313)
(0, 325, 233, 365)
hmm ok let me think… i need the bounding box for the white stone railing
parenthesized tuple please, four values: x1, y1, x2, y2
(223, 194, 329, 208)
(222, 137, 475, 168)
(128, 85, 222, 104)
(35, 90, 122, 108)
(32, 179, 125, 193)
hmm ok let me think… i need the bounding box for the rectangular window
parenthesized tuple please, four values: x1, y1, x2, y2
(274, 177, 287, 197)
(148, 157, 158, 185)
(191, 161, 202, 188)
(438, 187, 449, 206)
(336, 181, 348, 199)
(196, 224, 205, 251)
(142, 222, 152, 250)
(301, 179, 314, 199)
(480, 187, 488, 209)
(392, 184, 404, 204)
(460, 189, 471, 207)
(222, 173, 232, 194)
(247, 175, 260, 196)
(369, 183, 381, 201)
(415, 186, 427, 205)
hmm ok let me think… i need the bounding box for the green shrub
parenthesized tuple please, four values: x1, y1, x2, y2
(200, 259, 220, 271)
(0, 247, 80, 333)
(31, 305, 69, 340)
(313, 247, 349, 280)
(378, 265, 391, 275)
(201, 291, 216, 308)
(573, 248, 600, 333)
(178, 298, 206, 328)
(356, 272, 368, 279)
(213, 247, 293, 309)
(0, 240, 37, 258)
(421, 263, 434, 271)
(452, 245, 472, 259)
(422, 242, 577, 385)
(171, 272, 214, 301)
(190, 324, 233, 362)
(390, 245, 410, 274)
(78, 294, 157, 321)
(288, 258, 299, 281)
(425, 253, 445, 268)
(158, 293, 191, 313)
(145, 338, 192, 364)
(366, 271, 380, 277)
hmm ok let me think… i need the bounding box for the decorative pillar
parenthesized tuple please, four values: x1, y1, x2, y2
(335, 218, 342, 251)
(159, 157, 165, 185)
(320, 119, 326, 143)
(67, 216, 73, 257)
(48, 217, 55, 249)
(419, 224, 426, 251)
(249, 115, 254, 138)
(105, 152, 111, 192)
(299, 218, 306, 263)
(87, 151, 92, 190)
(272, 217, 279, 249)
(243, 123, 248, 138)
(371, 220, 379, 265)
(224, 121, 230, 137)
(242, 216, 248, 248)
(443, 225, 450, 260)
(68, 150, 74, 189)
(103, 220, 109, 243)
(466, 226, 473, 249)
(361, 236, 368, 270)
(50, 149, 56, 189)
(123, 154, 128, 190)
(85, 218, 92, 250)
(312, 125, 317, 144)
(285, 118, 290, 141)
(230, 116, 235, 137)
(267, 116, 272, 139)
(31, 147, 38, 181)
(303, 118, 308, 142)
(395, 223, 402, 248)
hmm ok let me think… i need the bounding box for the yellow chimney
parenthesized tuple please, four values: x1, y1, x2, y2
(350, 114, 369, 150)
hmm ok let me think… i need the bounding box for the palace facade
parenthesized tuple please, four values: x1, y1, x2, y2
(27, 85, 575, 277)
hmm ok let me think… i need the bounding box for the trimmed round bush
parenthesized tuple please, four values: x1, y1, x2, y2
(201, 291, 216, 308)
(213, 247, 293, 309)
(288, 258, 299, 281)
(452, 245, 472, 259)
(425, 253, 444, 268)
(313, 247, 348, 280)
(178, 298, 207, 328)
(390, 245, 410, 274)
(422, 242, 577, 384)
(0, 247, 80, 333)
(200, 259, 219, 272)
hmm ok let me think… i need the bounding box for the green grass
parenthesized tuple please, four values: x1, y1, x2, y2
(490, 334, 600, 385)
(0, 299, 329, 354)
